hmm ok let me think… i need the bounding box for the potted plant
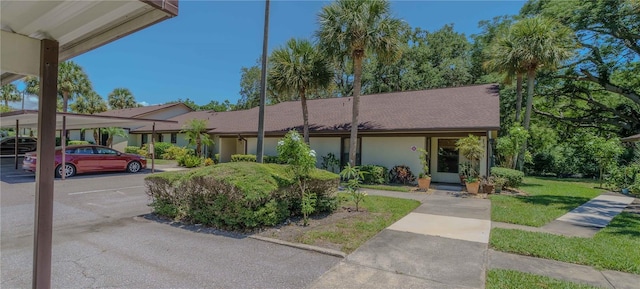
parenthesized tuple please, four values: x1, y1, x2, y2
(417, 148, 431, 190)
(481, 176, 494, 194)
(456, 135, 485, 194)
(491, 176, 507, 194)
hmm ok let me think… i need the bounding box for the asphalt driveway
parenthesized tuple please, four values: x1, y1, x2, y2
(1, 162, 340, 288)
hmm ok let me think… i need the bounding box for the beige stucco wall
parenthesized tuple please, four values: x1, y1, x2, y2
(309, 137, 341, 170)
(219, 137, 239, 163)
(246, 138, 279, 157)
(361, 136, 426, 178)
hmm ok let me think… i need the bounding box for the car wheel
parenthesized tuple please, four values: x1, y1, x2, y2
(127, 161, 141, 173)
(55, 163, 76, 178)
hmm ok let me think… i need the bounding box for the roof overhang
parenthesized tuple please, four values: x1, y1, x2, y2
(0, 110, 177, 130)
(1, 0, 178, 84)
(622, 133, 640, 142)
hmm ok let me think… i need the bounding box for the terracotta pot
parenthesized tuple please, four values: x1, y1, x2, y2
(466, 181, 480, 194)
(418, 177, 431, 190)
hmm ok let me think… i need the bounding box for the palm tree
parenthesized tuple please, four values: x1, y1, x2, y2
(509, 16, 574, 170)
(181, 119, 213, 157)
(72, 91, 108, 144)
(316, 0, 402, 166)
(58, 61, 92, 113)
(103, 127, 128, 148)
(269, 38, 333, 144)
(484, 30, 526, 122)
(1, 83, 21, 107)
(108, 88, 137, 109)
(23, 61, 92, 112)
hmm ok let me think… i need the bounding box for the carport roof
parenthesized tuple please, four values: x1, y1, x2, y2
(0, 110, 177, 130)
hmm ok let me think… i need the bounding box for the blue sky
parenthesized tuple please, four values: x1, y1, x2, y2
(19, 0, 526, 108)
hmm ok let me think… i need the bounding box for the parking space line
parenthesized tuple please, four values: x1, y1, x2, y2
(68, 185, 144, 195)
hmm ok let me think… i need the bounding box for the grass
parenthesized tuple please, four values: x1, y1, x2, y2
(295, 193, 420, 253)
(491, 177, 604, 227)
(341, 182, 413, 192)
(490, 212, 640, 274)
(149, 158, 177, 165)
(486, 269, 601, 289)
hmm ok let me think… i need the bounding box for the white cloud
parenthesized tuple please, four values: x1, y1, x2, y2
(138, 101, 150, 106)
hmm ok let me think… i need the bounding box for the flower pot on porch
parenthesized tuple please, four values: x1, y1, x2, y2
(465, 181, 481, 194)
(418, 177, 431, 190)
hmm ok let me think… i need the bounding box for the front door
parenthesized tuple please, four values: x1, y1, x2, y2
(431, 138, 461, 183)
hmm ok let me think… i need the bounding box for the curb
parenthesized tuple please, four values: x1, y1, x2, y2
(249, 235, 347, 258)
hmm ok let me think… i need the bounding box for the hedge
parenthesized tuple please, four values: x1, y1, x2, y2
(153, 142, 174, 159)
(230, 154, 282, 164)
(491, 167, 524, 188)
(68, 140, 90, 145)
(145, 162, 339, 229)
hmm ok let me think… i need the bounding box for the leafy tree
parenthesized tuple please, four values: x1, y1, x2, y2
(317, 0, 402, 166)
(269, 38, 333, 143)
(72, 91, 108, 144)
(496, 125, 530, 169)
(521, 0, 640, 135)
(23, 61, 93, 112)
(103, 127, 128, 148)
(0, 104, 11, 113)
(108, 88, 137, 109)
(1, 84, 21, 107)
(588, 137, 624, 187)
(181, 119, 213, 157)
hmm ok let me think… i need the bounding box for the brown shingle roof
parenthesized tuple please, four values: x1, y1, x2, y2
(97, 103, 191, 118)
(133, 84, 501, 134)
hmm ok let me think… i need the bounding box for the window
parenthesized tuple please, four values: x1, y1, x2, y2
(76, 147, 95, 154)
(341, 137, 361, 167)
(96, 147, 117, 155)
(170, 133, 177, 144)
(157, 133, 163, 142)
(80, 130, 85, 141)
(437, 139, 459, 173)
(141, 134, 148, 145)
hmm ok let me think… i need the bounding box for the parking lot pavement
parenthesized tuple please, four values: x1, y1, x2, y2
(1, 169, 341, 288)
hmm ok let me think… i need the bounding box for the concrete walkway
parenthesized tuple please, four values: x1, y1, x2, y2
(309, 190, 492, 289)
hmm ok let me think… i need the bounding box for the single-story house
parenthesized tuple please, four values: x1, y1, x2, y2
(118, 84, 500, 184)
(66, 103, 192, 151)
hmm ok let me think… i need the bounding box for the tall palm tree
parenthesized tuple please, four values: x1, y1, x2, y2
(103, 127, 128, 148)
(23, 61, 92, 112)
(1, 83, 21, 107)
(181, 119, 213, 157)
(316, 0, 402, 166)
(108, 88, 137, 109)
(269, 38, 333, 144)
(58, 61, 92, 113)
(484, 30, 526, 122)
(509, 16, 574, 170)
(72, 91, 108, 144)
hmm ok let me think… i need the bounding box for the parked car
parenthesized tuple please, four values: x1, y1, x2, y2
(22, 145, 147, 178)
(0, 136, 37, 155)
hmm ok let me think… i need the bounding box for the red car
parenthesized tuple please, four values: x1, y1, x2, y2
(23, 145, 147, 178)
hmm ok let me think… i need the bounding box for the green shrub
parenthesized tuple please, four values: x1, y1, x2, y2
(68, 140, 90, 145)
(491, 167, 524, 188)
(231, 154, 257, 162)
(264, 155, 284, 164)
(125, 146, 141, 154)
(163, 146, 193, 160)
(360, 165, 387, 184)
(203, 158, 215, 166)
(154, 142, 174, 159)
(145, 162, 339, 229)
(389, 165, 416, 184)
(181, 155, 202, 168)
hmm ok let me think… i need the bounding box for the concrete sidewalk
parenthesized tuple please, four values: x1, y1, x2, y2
(309, 191, 491, 289)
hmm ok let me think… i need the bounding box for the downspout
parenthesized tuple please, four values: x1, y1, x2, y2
(486, 130, 492, 177)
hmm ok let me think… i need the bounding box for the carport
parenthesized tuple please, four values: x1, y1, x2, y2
(0, 1, 178, 288)
(0, 109, 177, 172)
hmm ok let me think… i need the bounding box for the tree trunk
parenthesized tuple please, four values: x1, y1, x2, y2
(196, 136, 202, 157)
(517, 69, 536, 171)
(515, 73, 523, 123)
(300, 88, 310, 144)
(349, 55, 363, 167)
(93, 129, 99, 145)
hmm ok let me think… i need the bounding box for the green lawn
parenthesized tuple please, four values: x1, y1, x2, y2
(359, 183, 413, 192)
(491, 177, 604, 227)
(149, 159, 177, 165)
(486, 269, 601, 289)
(295, 194, 420, 253)
(490, 212, 640, 274)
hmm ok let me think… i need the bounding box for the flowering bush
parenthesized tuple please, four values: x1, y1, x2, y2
(277, 130, 318, 225)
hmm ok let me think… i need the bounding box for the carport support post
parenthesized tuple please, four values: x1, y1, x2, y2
(33, 39, 58, 289)
(151, 122, 155, 173)
(14, 119, 19, 169)
(61, 116, 66, 180)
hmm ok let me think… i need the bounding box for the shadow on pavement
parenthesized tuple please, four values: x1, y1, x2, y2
(140, 213, 247, 240)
